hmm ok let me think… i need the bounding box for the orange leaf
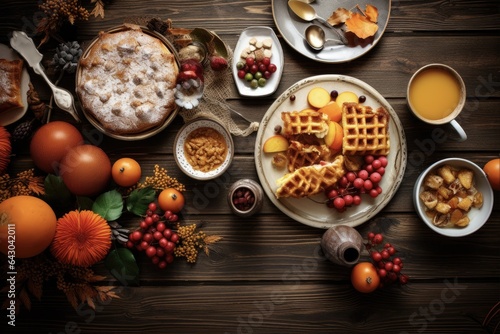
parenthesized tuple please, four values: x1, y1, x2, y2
(327, 8, 351, 26)
(345, 13, 379, 39)
(365, 4, 379, 23)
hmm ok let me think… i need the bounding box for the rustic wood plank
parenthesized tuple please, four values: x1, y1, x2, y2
(0, 1, 498, 333)
(9, 283, 500, 333)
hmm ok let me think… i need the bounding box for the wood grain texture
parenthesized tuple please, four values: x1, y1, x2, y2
(0, 0, 499, 333)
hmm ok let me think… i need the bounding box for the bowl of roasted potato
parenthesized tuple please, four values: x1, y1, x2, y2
(414, 158, 494, 237)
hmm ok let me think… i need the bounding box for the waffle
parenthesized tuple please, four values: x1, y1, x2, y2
(342, 103, 390, 156)
(286, 140, 333, 172)
(281, 110, 329, 138)
(276, 155, 345, 198)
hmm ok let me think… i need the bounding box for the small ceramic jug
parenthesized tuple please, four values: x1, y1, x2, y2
(320, 225, 364, 267)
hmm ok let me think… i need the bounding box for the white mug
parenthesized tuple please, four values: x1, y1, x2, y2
(407, 64, 467, 142)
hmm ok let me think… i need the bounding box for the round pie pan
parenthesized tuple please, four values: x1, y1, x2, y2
(75, 24, 180, 141)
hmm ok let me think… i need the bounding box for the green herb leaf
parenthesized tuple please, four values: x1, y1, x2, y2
(105, 248, 140, 286)
(77, 196, 94, 211)
(126, 187, 156, 216)
(43, 174, 73, 208)
(190, 27, 228, 58)
(92, 190, 123, 221)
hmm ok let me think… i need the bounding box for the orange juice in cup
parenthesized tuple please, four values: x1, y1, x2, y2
(407, 64, 467, 141)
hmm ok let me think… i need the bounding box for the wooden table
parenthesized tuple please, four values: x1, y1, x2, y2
(1, 0, 499, 333)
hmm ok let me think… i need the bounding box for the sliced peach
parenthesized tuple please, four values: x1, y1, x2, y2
(318, 102, 342, 122)
(324, 121, 343, 153)
(307, 87, 331, 109)
(335, 91, 358, 108)
(263, 135, 289, 153)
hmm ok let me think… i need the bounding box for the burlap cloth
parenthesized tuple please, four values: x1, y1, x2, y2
(126, 17, 260, 137)
(179, 49, 260, 137)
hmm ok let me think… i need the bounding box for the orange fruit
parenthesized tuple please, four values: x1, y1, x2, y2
(158, 188, 185, 213)
(0, 196, 57, 258)
(112, 158, 142, 187)
(483, 158, 500, 191)
(59, 144, 111, 196)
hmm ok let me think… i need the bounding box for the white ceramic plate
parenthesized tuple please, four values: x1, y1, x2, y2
(232, 26, 284, 97)
(272, 0, 391, 63)
(0, 43, 30, 126)
(174, 118, 234, 180)
(255, 75, 407, 229)
(413, 158, 494, 237)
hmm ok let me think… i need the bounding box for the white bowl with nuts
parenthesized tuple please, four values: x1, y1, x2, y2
(414, 158, 494, 237)
(174, 118, 234, 180)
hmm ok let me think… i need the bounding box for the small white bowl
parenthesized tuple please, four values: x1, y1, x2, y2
(174, 118, 234, 180)
(414, 158, 494, 237)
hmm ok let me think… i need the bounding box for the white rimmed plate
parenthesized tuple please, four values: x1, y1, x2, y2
(272, 0, 391, 63)
(174, 118, 234, 180)
(255, 74, 407, 229)
(232, 26, 284, 97)
(0, 43, 30, 126)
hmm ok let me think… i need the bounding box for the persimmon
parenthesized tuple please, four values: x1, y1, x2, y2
(351, 262, 380, 293)
(112, 158, 142, 187)
(483, 158, 500, 191)
(158, 188, 185, 213)
(59, 144, 111, 196)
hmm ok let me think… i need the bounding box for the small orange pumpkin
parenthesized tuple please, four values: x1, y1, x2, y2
(0, 126, 11, 174)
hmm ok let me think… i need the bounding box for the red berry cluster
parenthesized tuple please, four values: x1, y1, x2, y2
(365, 232, 409, 286)
(325, 155, 388, 212)
(126, 202, 180, 269)
(236, 57, 277, 89)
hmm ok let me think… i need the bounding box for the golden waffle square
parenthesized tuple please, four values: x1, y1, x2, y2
(286, 140, 333, 172)
(281, 110, 329, 138)
(276, 155, 345, 198)
(342, 103, 390, 156)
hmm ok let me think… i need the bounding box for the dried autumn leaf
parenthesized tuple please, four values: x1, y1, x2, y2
(345, 13, 379, 39)
(365, 4, 379, 23)
(327, 8, 351, 26)
(27, 278, 43, 300)
(86, 296, 96, 310)
(90, 0, 105, 18)
(66, 289, 78, 310)
(19, 288, 31, 311)
(204, 235, 223, 245)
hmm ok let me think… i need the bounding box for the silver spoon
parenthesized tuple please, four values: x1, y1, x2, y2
(10, 31, 81, 122)
(305, 24, 344, 50)
(288, 0, 347, 44)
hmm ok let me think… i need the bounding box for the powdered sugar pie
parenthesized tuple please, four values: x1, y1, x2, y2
(77, 25, 179, 135)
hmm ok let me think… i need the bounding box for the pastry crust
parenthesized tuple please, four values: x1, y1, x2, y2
(77, 27, 179, 135)
(0, 58, 24, 112)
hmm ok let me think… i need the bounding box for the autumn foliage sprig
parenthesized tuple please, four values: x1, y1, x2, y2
(37, 0, 107, 46)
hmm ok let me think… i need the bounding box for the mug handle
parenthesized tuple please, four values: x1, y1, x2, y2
(449, 119, 467, 142)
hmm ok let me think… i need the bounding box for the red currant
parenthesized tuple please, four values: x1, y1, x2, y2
(146, 246, 156, 257)
(373, 233, 383, 244)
